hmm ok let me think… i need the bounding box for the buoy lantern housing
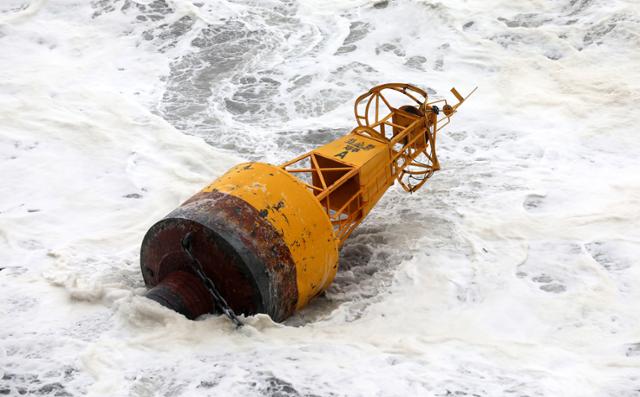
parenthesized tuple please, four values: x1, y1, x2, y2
(140, 83, 474, 323)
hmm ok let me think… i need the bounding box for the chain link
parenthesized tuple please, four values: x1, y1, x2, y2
(181, 232, 243, 328)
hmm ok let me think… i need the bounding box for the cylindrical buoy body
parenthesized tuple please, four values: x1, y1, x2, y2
(141, 162, 339, 321)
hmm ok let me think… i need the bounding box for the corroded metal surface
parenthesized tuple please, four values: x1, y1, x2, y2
(201, 162, 340, 310)
(146, 271, 212, 319)
(140, 190, 299, 321)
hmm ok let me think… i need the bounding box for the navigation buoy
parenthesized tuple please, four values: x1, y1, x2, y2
(140, 83, 475, 323)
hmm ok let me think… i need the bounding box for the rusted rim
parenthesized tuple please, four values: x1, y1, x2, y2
(140, 191, 299, 321)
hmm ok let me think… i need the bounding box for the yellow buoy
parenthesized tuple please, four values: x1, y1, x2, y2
(140, 83, 475, 323)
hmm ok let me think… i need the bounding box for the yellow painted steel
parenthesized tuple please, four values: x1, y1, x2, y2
(314, 133, 388, 168)
(202, 162, 339, 309)
(313, 132, 393, 216)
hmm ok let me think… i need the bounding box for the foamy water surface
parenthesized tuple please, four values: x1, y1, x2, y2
(1, 0, 639, 395)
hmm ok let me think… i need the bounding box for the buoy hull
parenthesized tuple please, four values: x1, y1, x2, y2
(141, 163, 339, 321)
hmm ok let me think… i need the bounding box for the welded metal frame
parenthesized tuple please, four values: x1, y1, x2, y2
(281, 152, 363, 243)
(282, 83, 475, 244)
(354, 83, 476, 192)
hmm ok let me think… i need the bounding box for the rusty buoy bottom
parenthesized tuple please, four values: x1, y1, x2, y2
(140, 190, 300, 322)
(145, 271, 212, 319)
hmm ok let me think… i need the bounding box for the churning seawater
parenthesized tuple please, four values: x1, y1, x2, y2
(1, 0, 639, 395)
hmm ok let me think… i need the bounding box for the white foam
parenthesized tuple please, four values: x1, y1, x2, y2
(1, 0, 639, 396)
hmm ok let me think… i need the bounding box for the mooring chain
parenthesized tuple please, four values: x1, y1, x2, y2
(180, 232, 243, 328)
